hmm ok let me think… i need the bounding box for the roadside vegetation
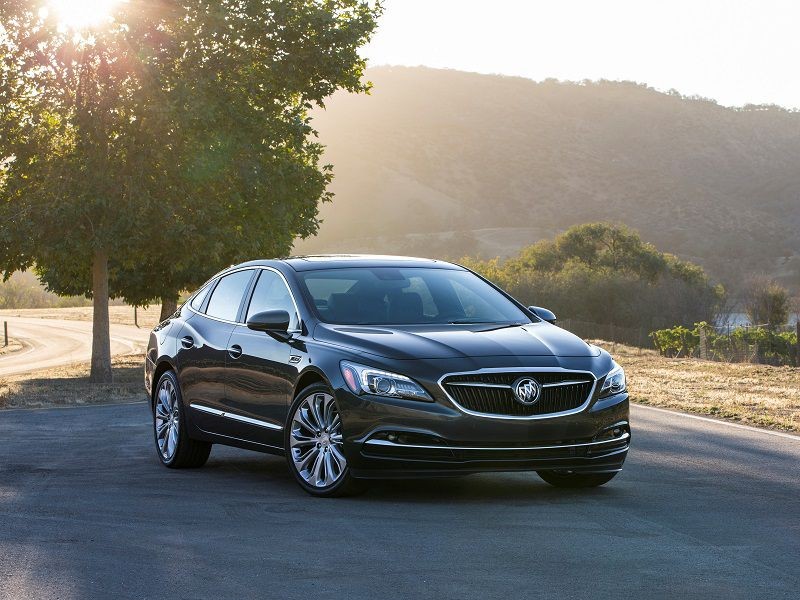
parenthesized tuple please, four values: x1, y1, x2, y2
(651, 322, 798, 365)
(0, 354, 143, 410)
(597, 342, 800, 432)
(463, 223, 723, 338)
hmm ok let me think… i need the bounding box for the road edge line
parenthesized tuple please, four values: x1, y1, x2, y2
(633, 403, 799, 441)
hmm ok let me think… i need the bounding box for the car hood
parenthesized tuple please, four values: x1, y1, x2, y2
(312, 322, 600, 360)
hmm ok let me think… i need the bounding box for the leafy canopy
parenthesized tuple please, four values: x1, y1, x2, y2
(462, 223, 724, 332)
(0, 0, 381, 304)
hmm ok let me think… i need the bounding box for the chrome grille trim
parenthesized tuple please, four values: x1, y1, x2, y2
(438, 367, 597, 420)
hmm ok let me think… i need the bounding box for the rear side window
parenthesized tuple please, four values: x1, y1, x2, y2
(205, 270, 254, 321)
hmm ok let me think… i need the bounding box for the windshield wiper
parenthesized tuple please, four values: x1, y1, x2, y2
(448, 319, 527, 327)
(448, 319, 496, 324)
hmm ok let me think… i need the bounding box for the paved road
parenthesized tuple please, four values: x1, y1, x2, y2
(0, 403, 797, 599)
(0, 317, 149, 377)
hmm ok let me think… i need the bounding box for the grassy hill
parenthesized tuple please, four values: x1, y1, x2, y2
(295, 67, 800, 292)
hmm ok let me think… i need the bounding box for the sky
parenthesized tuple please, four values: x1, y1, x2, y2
(363, 0, 800, 109)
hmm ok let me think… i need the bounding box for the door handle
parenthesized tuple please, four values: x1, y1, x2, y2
(180, 336, 194, 349)
(228, 344, 243, 359)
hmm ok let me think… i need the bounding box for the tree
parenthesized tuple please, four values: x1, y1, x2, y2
(744, 277, 789, 329)
(464, 223, 724, 338)
(0, 1, 381, 380)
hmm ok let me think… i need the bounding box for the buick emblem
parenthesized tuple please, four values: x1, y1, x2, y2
(513, 377, 542, 405)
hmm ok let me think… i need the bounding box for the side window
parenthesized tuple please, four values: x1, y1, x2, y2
(189, 281, 213, 311)
(205, 270, 254, 322)
(246, 270, 298, 329)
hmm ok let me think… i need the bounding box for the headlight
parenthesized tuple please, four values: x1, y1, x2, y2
(599, 362, 626, 398)
(340, 361, 433, 402)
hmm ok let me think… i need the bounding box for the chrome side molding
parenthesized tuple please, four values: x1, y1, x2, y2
(190, 403, 283, 431)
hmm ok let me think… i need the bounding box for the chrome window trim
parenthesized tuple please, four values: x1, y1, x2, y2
(185, 266, 303, 333)
(190, 403, 283, 431)
(437, 366, 597, 421)
(364, 431, 629, 451)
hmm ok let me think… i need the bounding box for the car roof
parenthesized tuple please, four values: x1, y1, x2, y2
(226, 254, 462, 272)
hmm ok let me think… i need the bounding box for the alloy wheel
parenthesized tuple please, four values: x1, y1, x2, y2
(290, 392, 346, 488)
(154, 377, 180, 462)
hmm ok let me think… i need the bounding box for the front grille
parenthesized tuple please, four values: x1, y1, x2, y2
(441, 372, 594, 417)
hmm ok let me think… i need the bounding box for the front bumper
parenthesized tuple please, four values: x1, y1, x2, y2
(336, 385, 630, 478)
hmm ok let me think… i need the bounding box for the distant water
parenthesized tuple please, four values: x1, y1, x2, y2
(716, 312, 799, 328)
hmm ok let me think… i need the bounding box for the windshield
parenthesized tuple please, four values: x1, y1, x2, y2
(297, 267, 532, 326)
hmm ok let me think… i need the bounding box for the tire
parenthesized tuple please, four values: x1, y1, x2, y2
(285, 383, 366, 497)
(153, 370, 211, 469)
(537, 470, 619, 488)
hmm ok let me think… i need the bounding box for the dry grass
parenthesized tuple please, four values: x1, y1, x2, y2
(0, 353, 146, 410)
(0, 305, 163, 329)
(0, 338, 23, 356)
(592, 340, 800, 432)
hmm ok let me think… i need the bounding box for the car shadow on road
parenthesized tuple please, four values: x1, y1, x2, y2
(200, 450, 621, 504)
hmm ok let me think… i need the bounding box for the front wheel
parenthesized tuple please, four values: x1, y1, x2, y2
(537, 470, 619, 488)
(285, 383, 365, 497)
(153, 371, 211, 468)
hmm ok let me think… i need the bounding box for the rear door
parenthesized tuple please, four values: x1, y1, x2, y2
(223, 268, 299, 447)
(176, 269, 255, 433)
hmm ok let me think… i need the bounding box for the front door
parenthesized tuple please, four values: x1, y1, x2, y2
(224, 269, 299, 447)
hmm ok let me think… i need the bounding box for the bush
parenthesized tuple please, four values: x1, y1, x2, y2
(651, 322, 798, 365)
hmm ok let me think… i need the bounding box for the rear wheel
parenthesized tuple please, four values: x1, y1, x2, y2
(153, 371, 211, 468)
(285, 383, 365, 497)
(537, 470, 618, 488)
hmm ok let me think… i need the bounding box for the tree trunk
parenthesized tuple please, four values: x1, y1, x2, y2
(160, 295, 178, 321)
(90, 250, 113, 383)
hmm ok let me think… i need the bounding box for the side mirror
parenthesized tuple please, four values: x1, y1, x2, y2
(246, 310, 291, 334)
(528, 306, 557, 325)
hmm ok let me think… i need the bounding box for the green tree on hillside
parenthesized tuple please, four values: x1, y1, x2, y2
(462, 223, 723, 332)
(0, 0, 380, 381)
(744, 277, 790, 328)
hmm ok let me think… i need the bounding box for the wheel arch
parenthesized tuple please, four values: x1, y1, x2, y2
(293, 367, 331, 398)
(151, 359, 177, 407)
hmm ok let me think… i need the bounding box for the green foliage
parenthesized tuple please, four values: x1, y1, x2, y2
(464, 223, 723, 333)
(650, 325, 699, 357)
(0, 0, 382, 304)
(743, 278, 790, 329)
(651, 322, 798, 365)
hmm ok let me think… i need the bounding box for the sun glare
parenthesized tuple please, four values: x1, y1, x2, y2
(45, 0, 121, 30)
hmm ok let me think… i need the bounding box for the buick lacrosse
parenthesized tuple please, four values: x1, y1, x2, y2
(145, 255, 630, 496)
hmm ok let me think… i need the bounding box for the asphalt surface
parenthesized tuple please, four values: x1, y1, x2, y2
(0, 317, 149, 377)
(0, 403, 798, 600)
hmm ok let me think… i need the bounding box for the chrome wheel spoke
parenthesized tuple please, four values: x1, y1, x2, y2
(156, 420, 169, 438)
(296, 407, 317, 434)
(330, 444, 346, 468)
(290, 391, 346, 488)
(309, 395, 325, 431)
(154, 379, 180, 462)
